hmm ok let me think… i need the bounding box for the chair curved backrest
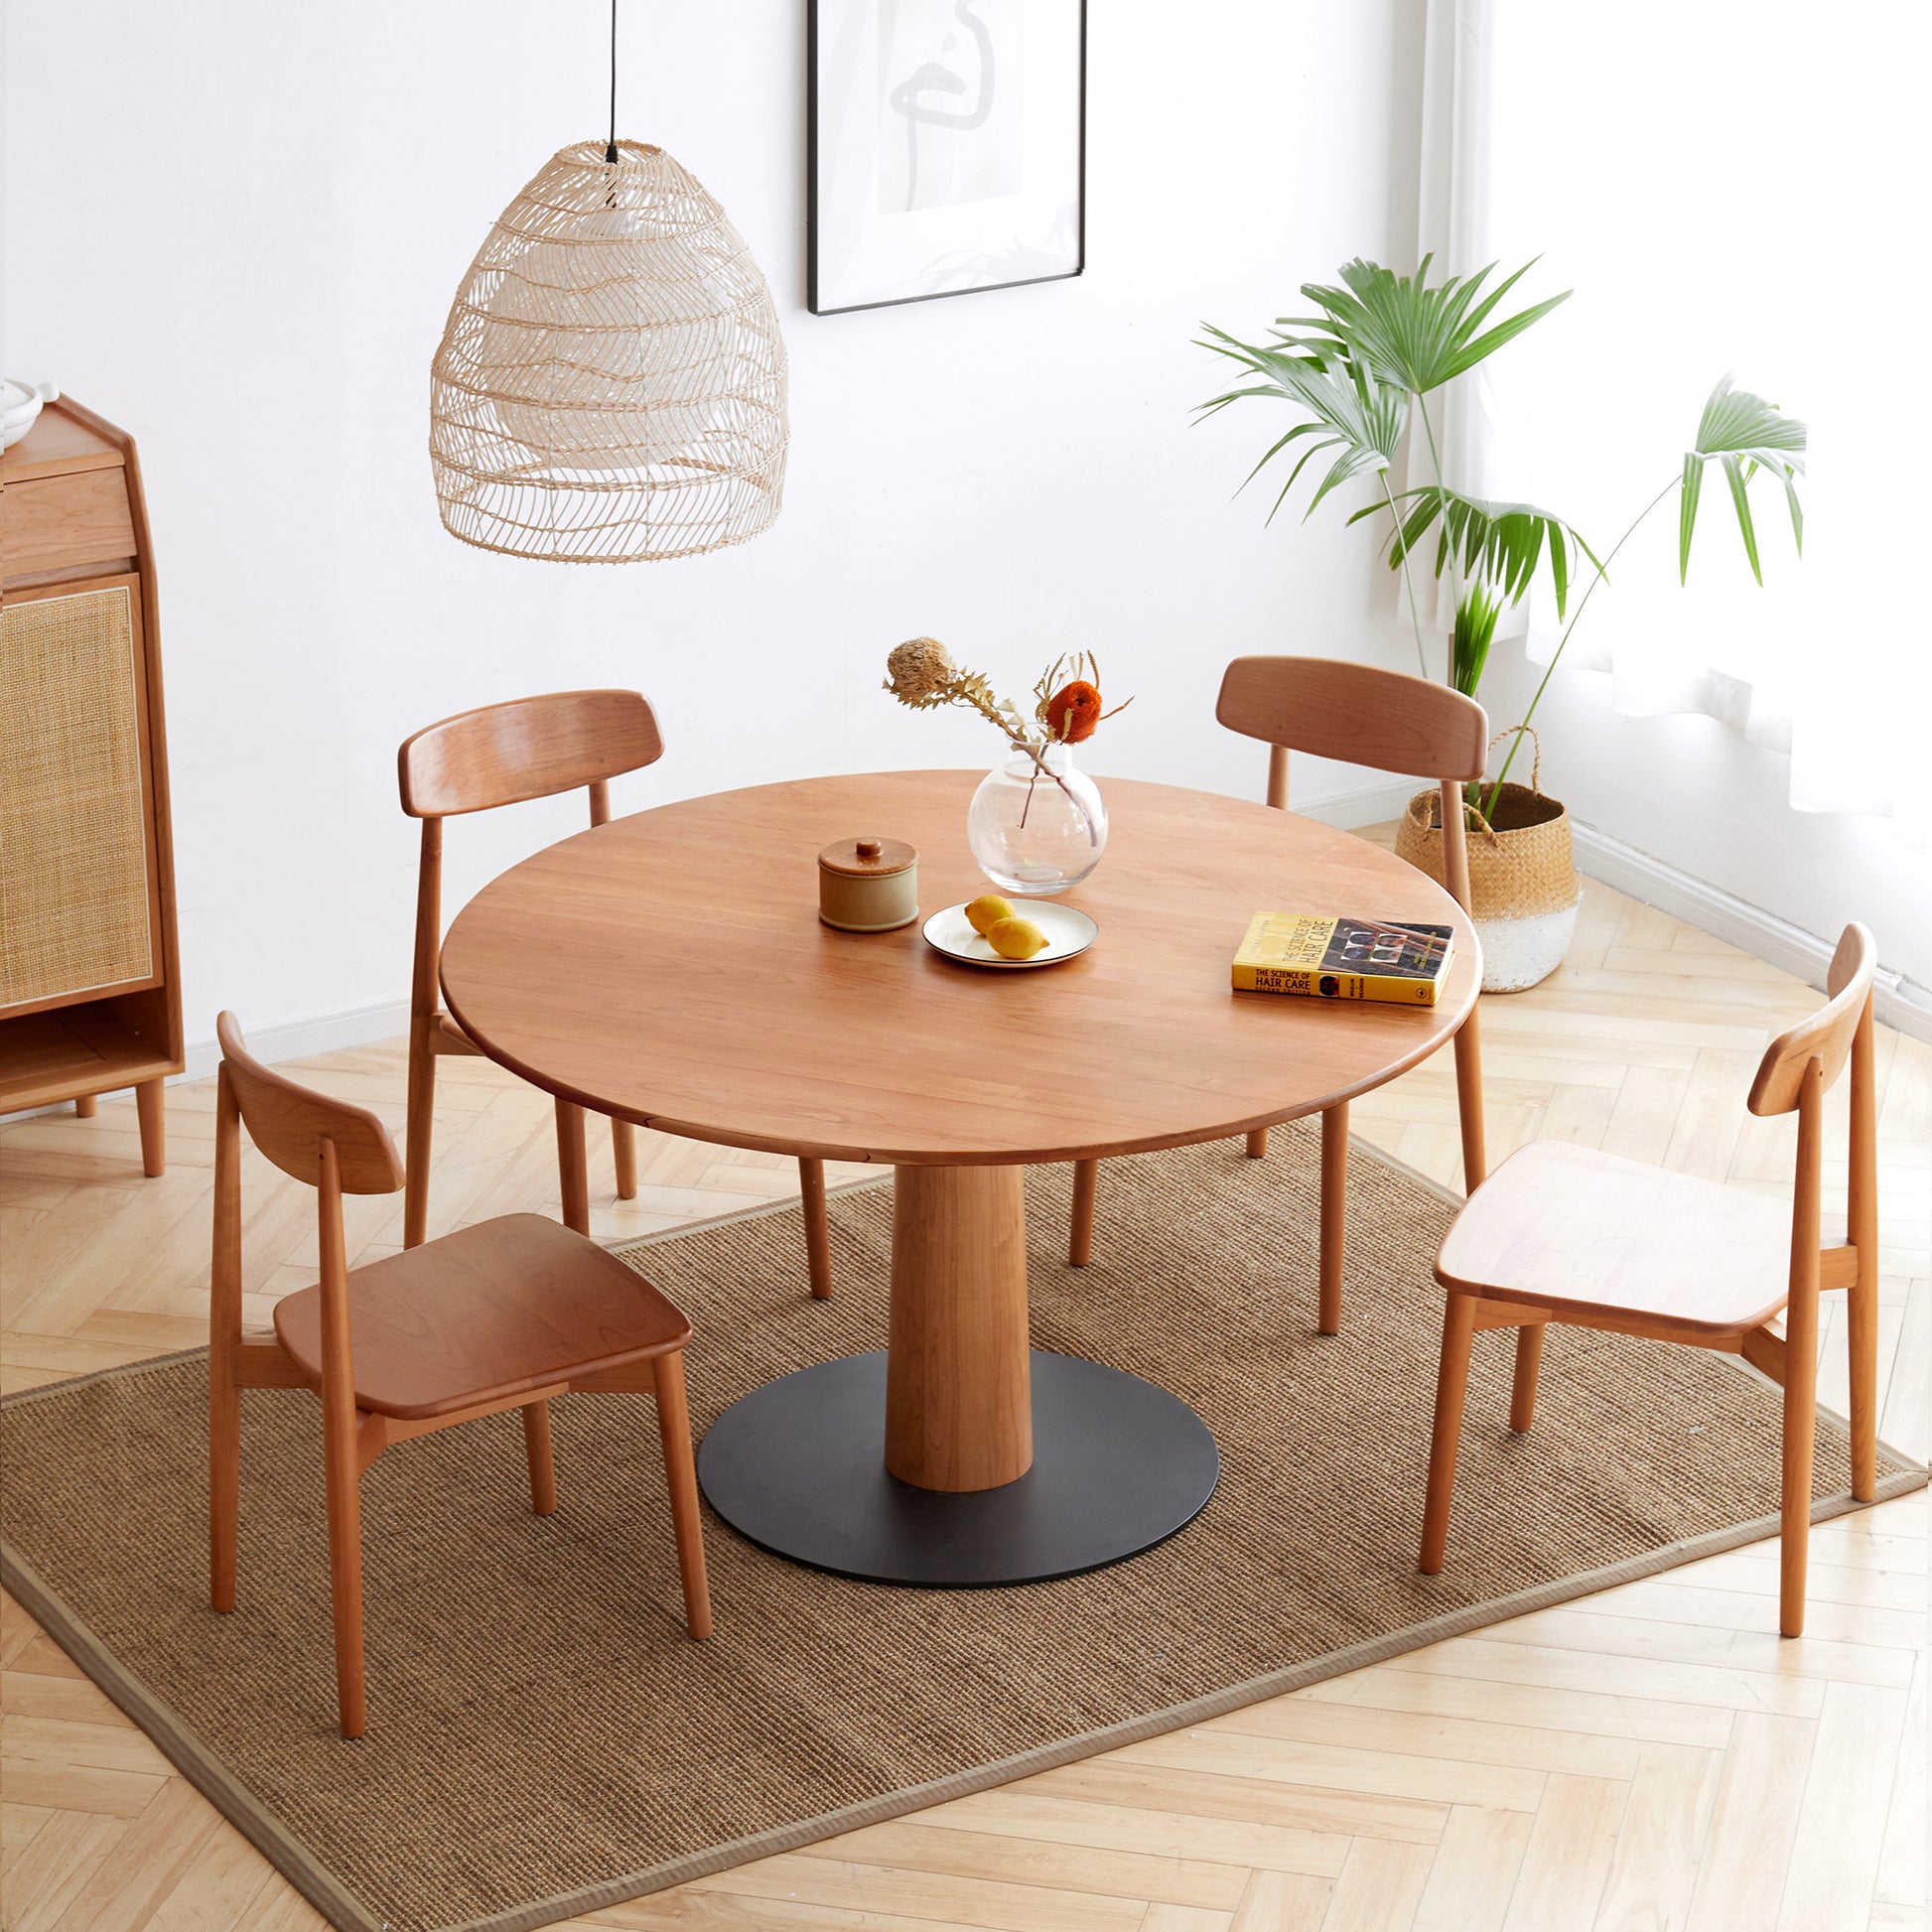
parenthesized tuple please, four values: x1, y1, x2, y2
(1217, 655, 1489, 924)
(398, 690, 665, 820)
(1216, 656, 1487, 783)
(215, 1012, 404, 1194)
(1748, 924, 1877, 1117)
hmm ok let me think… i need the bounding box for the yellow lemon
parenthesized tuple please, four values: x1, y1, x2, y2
(965, 894, 1015, 937)
(987, 915, 1049, 961)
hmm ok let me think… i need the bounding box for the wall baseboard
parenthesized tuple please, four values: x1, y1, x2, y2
(1570, 820, 1932, 1045)
(1273, 781, 1932, 1045)
(1, 1000, 416, 1124)
(1294, 779, 1419, 831)
(175, 999, 416, 1084)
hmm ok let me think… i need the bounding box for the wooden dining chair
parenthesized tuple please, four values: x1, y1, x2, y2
(397, 689, 834, 1296)
(1417, 924, 1879, 1637)
(207, 1012, 711, 1738)
(1067, 655, 1490, 1337)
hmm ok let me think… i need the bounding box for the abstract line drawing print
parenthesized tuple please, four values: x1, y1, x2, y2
(878, 0, 1023, 213)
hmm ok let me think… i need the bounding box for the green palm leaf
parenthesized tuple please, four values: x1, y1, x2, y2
(1450, 584, 1503, 699)
(1276, 255, 1571, 397)
(1679, 374, 1806, 584)
(1348, 486, 1601, 619)
(1197, 325, 1409, 519)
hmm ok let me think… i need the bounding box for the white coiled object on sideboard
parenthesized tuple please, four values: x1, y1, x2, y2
(1, 379, 60, 450)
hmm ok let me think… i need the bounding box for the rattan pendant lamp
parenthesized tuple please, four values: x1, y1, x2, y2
(430, 3, 787, 563)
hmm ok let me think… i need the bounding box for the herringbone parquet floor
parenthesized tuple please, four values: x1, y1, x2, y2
(3, 861, 1926, 1932)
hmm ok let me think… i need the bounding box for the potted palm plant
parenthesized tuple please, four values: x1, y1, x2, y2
(1199, 259, 1805, 990)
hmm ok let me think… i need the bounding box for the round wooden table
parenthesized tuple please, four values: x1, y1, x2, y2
(440, 770, 1478, 1586)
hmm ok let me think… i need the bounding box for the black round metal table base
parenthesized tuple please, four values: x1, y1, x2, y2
(696, 1349, 1219, 1587)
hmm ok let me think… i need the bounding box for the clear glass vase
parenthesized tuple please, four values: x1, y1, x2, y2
(966, 743, 1108, 897)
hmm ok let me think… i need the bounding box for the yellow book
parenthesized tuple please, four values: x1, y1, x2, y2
(1232, 913, 1454, 1006)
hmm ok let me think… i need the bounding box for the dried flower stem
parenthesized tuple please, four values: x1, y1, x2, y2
(885, 636, 1134, 847)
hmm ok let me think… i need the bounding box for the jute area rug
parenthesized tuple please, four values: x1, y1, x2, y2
(2, 1130, 1918, 1932)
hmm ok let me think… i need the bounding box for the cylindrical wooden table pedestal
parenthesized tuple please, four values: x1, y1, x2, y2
(886, 1165, 1033, 1491)
(694, 1165, 1220, 1587)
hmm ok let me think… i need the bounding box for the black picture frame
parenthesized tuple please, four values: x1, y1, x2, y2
(807, 0, 1087, 317)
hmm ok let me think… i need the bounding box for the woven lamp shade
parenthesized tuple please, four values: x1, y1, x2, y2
(430, 140, 787, 564)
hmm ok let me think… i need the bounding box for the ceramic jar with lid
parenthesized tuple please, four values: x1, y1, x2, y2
(818, 837, 918, 932)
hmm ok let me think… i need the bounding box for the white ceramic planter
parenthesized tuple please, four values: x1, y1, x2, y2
(1394, 780, 1583, 994)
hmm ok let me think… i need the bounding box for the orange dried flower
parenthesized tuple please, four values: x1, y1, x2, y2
(1045, 679, 1104, 744)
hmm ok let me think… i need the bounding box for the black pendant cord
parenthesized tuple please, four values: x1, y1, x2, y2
(605, 0, 619, 163)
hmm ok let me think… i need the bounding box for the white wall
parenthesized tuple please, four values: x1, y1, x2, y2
(4, 0, 1421, 1056)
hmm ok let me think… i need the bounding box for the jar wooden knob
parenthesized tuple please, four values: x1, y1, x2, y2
(856, 838, 882, 859)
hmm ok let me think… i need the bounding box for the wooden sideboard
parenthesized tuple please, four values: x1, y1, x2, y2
(0, 398, 182, 1173)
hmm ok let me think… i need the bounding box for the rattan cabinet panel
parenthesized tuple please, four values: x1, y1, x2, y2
(0, 399, 182, 1171)
(0, 583, 157, 1007)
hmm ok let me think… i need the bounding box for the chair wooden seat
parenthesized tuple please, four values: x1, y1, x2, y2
(272, 1213, 691, 1421)
(209, 1014, 711, 1738)
(1436, 1141, 1804, 1338)
(1416, 925, 1881, 1639)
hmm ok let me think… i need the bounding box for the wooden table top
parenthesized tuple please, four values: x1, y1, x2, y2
(439, 770, 1479, 1167)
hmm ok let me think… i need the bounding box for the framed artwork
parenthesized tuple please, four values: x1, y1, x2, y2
(807, 0, 1086, 316)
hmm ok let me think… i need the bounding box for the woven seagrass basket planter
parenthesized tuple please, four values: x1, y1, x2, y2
(1395, 748, 1582, 993)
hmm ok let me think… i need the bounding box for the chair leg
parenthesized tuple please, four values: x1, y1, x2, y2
(612, 1119, 638, 1201)
(651, 1351, 713, 1639)
(1509, 1324, 1546, 1434)
(1318, 1104, 1347, 1334)
(323, 1408, 368, 1738)
(1068, 1159, 1098, 1267)
(403, 1021, 437, 1249)
(135, 1078, 166, 1177)
(1847, 1268, 1878, 1505)
(523, 1400, 558, 1515)
(555, 1099, 591, 1236)
(1452, 1007, 1486, 1192)
(1780, 1302, 1820, 1638)
(209, 1363, 239, 1613)
(1420, 1295, 1479, 1575)
(799, 1158, 833, 1298)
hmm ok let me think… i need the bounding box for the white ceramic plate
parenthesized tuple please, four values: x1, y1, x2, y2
(922, 900, 1098, 970)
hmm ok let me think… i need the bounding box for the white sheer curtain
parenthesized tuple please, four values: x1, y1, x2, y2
(1416, 0, 1927, 838)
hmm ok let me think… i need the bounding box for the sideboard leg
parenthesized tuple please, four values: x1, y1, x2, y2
(75, 1093, 98, 1118)
(135, 1079, 166, 1176)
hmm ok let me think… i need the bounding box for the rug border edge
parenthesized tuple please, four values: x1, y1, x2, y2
(5, 1466, 1920, 1932)
(435, 1469, 1930, 1932)
(0, 1541, 385, 1932)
